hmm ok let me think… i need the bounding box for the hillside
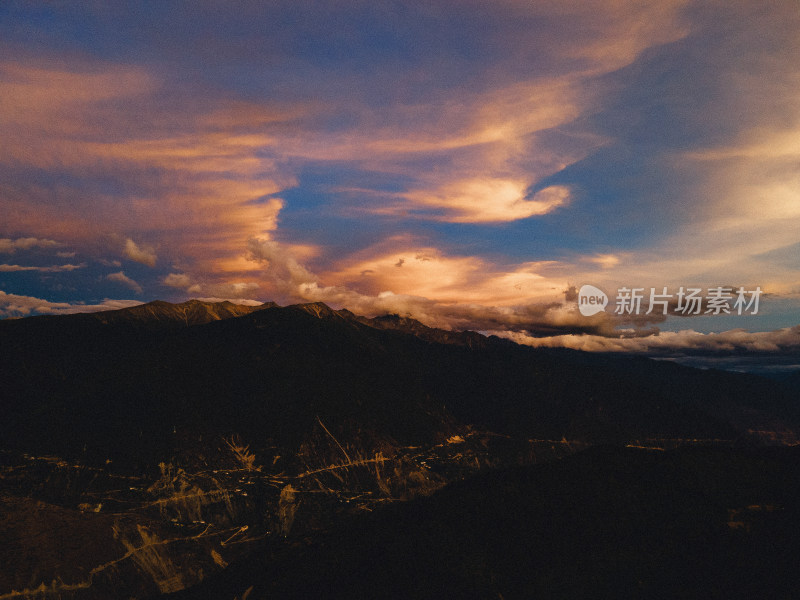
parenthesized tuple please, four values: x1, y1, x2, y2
(166, 445, 800, 600)
(1, 300, 798, 599)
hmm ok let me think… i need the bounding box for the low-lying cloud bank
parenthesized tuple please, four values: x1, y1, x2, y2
(0, 291, 142, 318)
(493, 326, 800, 357)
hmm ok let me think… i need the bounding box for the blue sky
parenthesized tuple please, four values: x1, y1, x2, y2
(1, 1, 799, 361)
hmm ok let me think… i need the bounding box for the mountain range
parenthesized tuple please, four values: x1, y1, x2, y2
(2, 299, 797, 463)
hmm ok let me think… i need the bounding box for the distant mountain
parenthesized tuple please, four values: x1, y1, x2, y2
(354, 312, 492, 347)
(93, 299, 275, 326)
(4, 299, 274, 331)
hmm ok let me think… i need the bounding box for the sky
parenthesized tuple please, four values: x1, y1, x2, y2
(1, 1, 799, 368)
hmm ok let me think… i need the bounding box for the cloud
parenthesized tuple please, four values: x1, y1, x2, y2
(2, 0, 798, 343)
(540, 0, 800, 300)
(0, 2, 691, 287)
(0, 290, 141, 318)
(292, 281, 663, 338)
(0, 237, 60, 253)
(0, 263, 85, 272)
(0, 58, 290, 278)
(586, 254, 621, 270)
(163, 273, 193, 289)
(326, 239, 566, 307)
(246, 236, 663, 336)
(247, 238, 319, 294)
(187, 281, 260, 298)
(122, 239, 157, 267)
(402, 182, 571, 223)
(195, 297, 264, 307)
(495, 326, 800, 357)
(106, 271, 143, 294)
(97, 259, 123, 267)
(163, 269, 261, 300)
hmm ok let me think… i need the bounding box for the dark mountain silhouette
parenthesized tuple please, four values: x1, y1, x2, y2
(2, 298, 273, 332)
(1, 299, 797, 468)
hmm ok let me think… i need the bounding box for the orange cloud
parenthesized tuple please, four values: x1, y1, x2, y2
(276, 76, 593, 224)
(244, 237, 650, 337)
(325, 238, 564, 306)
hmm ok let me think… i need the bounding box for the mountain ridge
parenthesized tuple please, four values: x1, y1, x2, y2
(0, 298, 496, 349)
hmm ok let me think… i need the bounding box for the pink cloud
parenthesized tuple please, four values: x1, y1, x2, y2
(0, 58, 292, 279)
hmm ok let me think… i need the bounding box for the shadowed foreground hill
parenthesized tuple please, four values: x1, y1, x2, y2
(166, 445, 800, 600)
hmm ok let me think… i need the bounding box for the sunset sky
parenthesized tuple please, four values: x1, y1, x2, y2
(1, 1, 799, 364)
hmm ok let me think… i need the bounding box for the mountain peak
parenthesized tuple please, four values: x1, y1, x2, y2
(290, 302, 339, 319)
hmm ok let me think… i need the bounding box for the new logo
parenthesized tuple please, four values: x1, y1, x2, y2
(577, 284, 608, 316)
